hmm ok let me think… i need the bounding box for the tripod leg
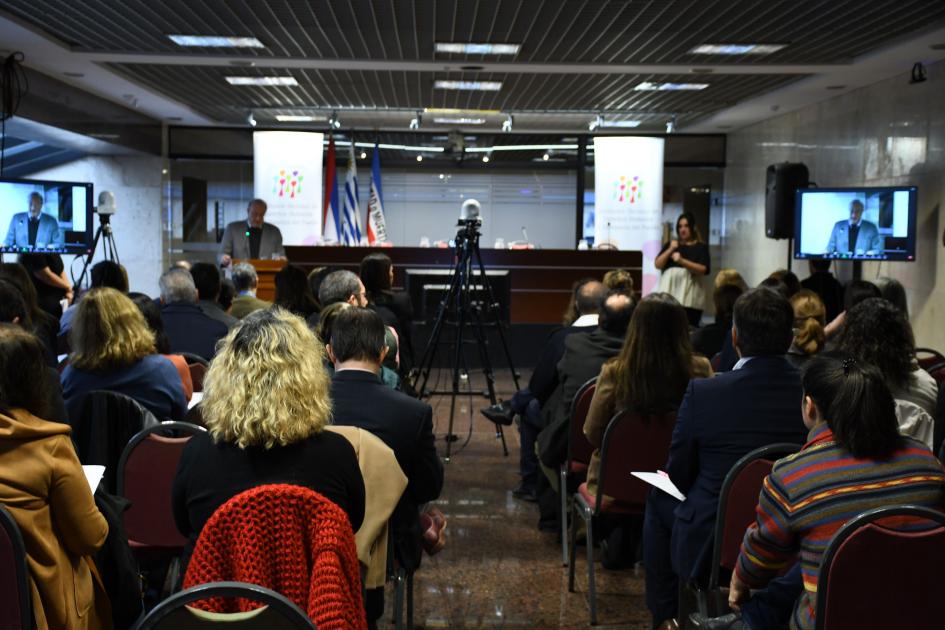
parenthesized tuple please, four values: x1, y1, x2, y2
(74, 226, 104, 290)
(472, 242, 522, 391)
(468, 303, 509, 456)
(444, 259, 471, 462)
(414, 260, 463, 398)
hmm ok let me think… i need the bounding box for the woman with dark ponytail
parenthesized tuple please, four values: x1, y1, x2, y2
(714, 355, 945, 630)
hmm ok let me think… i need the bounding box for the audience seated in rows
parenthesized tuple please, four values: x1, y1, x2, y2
(325, 307, 444, 623)
(767, 268, 801, 298)
(18, 252, 71, 319)
(130, 292, 194, 402)
(602, 268, 635, 293)
(274, 263, 320, 319)
(172, 307, 366, 571)
(59, 260, 128, 339)
(361, 252, 415, 368)
(229, 262, 271, 319)
(697, 357, 945, 630)
(159, 267, 229, 361)
(63, 287, 187, 421)
(218, 276, 236, 312)
(0, 324, 111, 629)
(316, 302, 400, 390)
(691, 283, 743, 360)
(824, 278, 881, 339)
(190, 262, 238, 328)
(835, 297, 937, 448)
(800, 259, 843, 322)
(876, 275, 909, 319)
(786, 290, 826, 369)
(644, 287, 808, 628)
(0, 262, 59, 366)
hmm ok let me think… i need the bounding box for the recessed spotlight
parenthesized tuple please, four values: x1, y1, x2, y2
(542, 153, 550, 161)
(435, 42, 521, 55)
(226, 76, 298, 86)
(689, 44, 786, 55)
(169, 35, 265, 48)
(434, 80, 502, 91)
(360, 151, 367, 159)
(482, 155, 490, 163)
(416, 155, 423, 162)
(635, 81, 708, 91)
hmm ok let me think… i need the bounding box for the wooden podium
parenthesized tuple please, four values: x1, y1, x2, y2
(234, 259, 287, 302)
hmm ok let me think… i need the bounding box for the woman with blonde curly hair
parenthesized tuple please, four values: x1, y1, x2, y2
(787, 290, 827, 368)
(172, 307, 365, 567)
(62, 287, 186, 420)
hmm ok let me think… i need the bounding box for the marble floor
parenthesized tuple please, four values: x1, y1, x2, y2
(390, 368, 651, 629)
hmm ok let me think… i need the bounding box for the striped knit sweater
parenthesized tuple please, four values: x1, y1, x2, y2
(735, 424, 945, 630)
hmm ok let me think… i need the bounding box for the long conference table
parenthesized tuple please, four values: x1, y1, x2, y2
(284, 246, 642, 325)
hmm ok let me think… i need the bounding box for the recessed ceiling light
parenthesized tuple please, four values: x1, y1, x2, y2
(635, 81, 708, 91)
(169, 35, 264, 48)
(482, 155, 490, 163)
(416, 155, 423, 162)
(433, 117, 486, 125)
(542, 153, 550, 161)
(360, 151, 367, 159)
(434, 80, 502, 91)
(275, 114, 326, 122)
(226, 76, 298, 86)
(436, 43, 521, 55)
(689, 44, 786, 55)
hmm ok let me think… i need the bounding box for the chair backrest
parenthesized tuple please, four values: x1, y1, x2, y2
(118, 422, 206, 549)
(136, 581, 316, 629)
(816, 505, 945, 630)
(565, 378, 597, 467)
(180, 352, 210, 367)
(67, 390, 161, 493)
(708, 443, 800, 589)
(189, 362, 208, 392)
(925, 360, 945, 386)
(597, 409, 677, 509)
(915, 347, 945, 371)
(0, 505, 31, 630)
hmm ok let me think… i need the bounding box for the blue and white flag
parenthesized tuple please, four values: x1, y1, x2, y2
(341, 142, 362, 245)
(366, 144, 388, 244)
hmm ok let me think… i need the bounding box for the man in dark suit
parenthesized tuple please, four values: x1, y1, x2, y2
(800, 258, 844, 322)
(190, 262, 237, 328)
(158, 268, 229, 361)
(218, 198, 286, 266)
(643, 288, 808, 629)
(327, 307, 443, 624)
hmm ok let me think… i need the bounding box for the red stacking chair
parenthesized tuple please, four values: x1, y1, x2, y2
(559, 377, 597, 566)
(0, 505, 31, 630)
(816, 505, 945, 630)
(567, 409, 676, 625)
(188, 362, 207, 392)
(915, 347, 945, 371)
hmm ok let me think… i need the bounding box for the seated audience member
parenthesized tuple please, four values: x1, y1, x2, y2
(218, 277, 236, 312)
(602, 268, 634, 294)
(172, 308, 365, 569)
(800, 258, 843, 322)
(0, 262, 58, 365)
(130, 292, 194, 401)
(62, 287, 187, 421)
(0, 280, 67, 423)
(59, 260, 129, 338)
(836, 297, 936, 448)
(158, 267, 229, 361)
(326, 307, 442, 623)
(559, 277, 603, 326)
(361, 252, 414, 366)
(190, 262, 237, 328)
(274, 263, 320, 319)
(18, 252, 71, 319)
(717, 276, 791, 372)
(228, 262, 271, 319)
(714, 268, 748, 292)
(584, 293, 711, 495)
(0, 324, 111, 629)
(767, 269, 801, 297)
(824, 278, 881, 339)
(698, 357, 945, 630)
(786, 290, 826, 368)
(315, 302, 400, 390)
(644, 288, 808, 629)
(307, 266, 332, 305)
(876, 276, 909, 319)
(691, 283, 742, 359)
(482, 279, 605, 499)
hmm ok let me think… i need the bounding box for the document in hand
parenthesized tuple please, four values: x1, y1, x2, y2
(82, 465, 105, 493)
(631, 471, 686, 501)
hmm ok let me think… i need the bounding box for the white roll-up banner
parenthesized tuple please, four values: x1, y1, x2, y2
(253, 131, 324, 245)
(593, 136, 664, 294)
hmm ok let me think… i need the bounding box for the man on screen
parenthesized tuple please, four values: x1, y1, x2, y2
(825, 199, 883, 255)
(3, 192, 64, 250)
(218, 198, 286, 267)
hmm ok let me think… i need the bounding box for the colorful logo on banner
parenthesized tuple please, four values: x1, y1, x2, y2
(273, 169, 305, 199)
(612, 175, 644, 204)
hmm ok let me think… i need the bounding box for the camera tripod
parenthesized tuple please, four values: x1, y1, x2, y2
(74, 213, 120, 289)
(412, 220, 521, 461)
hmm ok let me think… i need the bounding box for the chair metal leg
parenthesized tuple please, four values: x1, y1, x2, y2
(560, 464, 569, 566)
(568, 496, 579, 592)
(392, 570, 404, 630)
(406, 571, 414, 630)
(586, 511, 597, 625)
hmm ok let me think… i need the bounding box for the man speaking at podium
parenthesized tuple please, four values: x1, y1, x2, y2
(218, 198, 286, 267)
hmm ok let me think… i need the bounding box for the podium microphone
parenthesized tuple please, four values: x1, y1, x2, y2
(521, 226, 529, 244)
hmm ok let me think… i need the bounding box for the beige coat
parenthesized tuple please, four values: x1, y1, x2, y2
(326, 425, 407, 589)
(0, 409, 111, 629)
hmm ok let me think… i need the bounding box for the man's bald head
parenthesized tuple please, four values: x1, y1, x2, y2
(599, 290, 635, 337)
(576, 280, 605, 316)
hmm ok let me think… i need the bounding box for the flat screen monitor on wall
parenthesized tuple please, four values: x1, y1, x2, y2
(794, 186, 917, 262)
(0, 177, 94, 255)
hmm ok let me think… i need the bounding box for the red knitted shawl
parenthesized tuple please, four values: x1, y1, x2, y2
(183, 483, 366, 629)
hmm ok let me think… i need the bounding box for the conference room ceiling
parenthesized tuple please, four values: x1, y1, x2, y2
(2, 0, 945, 133)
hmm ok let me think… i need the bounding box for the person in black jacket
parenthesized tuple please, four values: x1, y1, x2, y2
(360, 252, 415, 368)
(327, 306, 443, 625)
(158, 267, 229, 361)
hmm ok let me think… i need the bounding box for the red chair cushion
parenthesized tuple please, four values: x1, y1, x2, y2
(569, 461, 588, 474)
(578, 482, 643, 516)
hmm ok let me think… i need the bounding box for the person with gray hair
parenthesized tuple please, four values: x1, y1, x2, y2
(159, 266, 229, 360)
(229, 262, 271, 319)
(318, 270, 367, 308)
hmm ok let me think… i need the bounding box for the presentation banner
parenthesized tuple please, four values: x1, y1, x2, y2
(593, 136, 664, 294)
(253, 131, 324, 246)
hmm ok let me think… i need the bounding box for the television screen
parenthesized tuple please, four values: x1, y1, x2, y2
(0, 177, 94, 255)
(794, 186, 917, 261)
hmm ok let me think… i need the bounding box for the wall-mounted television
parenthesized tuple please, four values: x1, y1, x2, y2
(0, 177, 94, 255)
(794, 186, 917, 262)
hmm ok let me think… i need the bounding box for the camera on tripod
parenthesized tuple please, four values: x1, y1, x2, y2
(455, 198, 483, 242)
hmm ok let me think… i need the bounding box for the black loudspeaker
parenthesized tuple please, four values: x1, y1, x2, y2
(765, 162, 809, 239)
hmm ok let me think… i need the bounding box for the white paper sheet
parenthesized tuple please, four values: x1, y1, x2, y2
(82, 465, 105, 493)
(188, 391, 204, 410)
(631, 471, 686, 501)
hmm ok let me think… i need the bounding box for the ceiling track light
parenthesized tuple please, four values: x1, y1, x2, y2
(247, 112, 256, 127)
(328, 111, 341, 129)
(409, 111, 422, 130)
(666, 115, 677, 134)
(588, 114, 603, 132)
(501, 114, 513, 133)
